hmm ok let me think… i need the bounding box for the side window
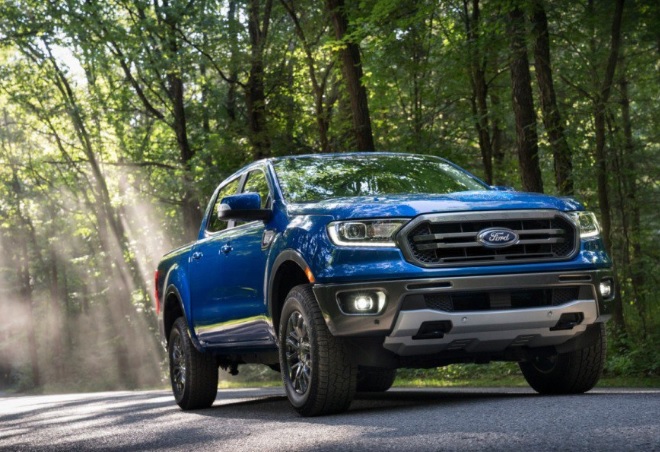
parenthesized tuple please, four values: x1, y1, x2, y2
(243, 169, 271, 209)
(207, 178, 240, 233)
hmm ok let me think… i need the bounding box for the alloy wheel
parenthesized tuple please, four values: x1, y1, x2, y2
(285, 311, 311, 395)
(171, 334, 186, 396)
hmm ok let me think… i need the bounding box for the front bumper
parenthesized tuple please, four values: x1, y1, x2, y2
(313, 269, 613, 356)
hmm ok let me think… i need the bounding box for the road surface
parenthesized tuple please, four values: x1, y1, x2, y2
(1, 387, 659, 451)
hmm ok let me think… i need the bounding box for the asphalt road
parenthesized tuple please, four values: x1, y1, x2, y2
(1, 387, 659, 451)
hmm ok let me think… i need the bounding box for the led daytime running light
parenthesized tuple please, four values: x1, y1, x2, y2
(570, 211, 601, 238)
(328, 219, 407, 247)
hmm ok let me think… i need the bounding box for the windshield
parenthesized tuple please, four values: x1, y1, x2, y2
(272, 154, 488, 203)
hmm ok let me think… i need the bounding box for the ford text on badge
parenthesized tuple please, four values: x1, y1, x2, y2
(477, 228, 519, 248)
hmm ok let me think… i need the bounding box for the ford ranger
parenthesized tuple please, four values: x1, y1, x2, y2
(155, 152, 614, 416)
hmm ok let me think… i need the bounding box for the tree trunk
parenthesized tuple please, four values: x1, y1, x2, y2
(47, 243, 64, 381)
(246, 0, 273, 160)
(464, 0, 493, 184)
(531, 0, 573, 195)
(161, 6, 202, 239)
(587, 0, 624, 330)
(326, 0, 375, 151)
(18, 230, 40, 388)
(490, 91, 507, 186)
(593, 0, 624, 252)
(617, 54, 643, 331)
(508, 5, 544, 193)
(227, 0, 239, 123)
(15, 205, 40, 389)
(40, 48, 161, 387)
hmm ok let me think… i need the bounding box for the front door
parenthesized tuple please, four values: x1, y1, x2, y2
(190, 168, 274, 346)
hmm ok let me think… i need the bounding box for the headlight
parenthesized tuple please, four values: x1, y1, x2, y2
(569, 211, 601, 238)
(327, 219, 407, 247)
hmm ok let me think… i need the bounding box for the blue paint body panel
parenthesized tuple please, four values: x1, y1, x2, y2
(155, 153, 613, 354)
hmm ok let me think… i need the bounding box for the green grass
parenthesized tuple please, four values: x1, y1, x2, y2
(392, 376, 660, 388)
(218, 379, 282, 389)
(8, 362, 657, 395)
(216, 361, 660, 389)
(215, 376, 660, 390)
(216, 375, 660, 390)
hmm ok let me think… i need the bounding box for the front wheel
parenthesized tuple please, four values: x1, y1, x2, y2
(169, 317, 219, 410)
(279, 284, 356, 416)
(519, 323, 606, 394)
(356, 367, 397, 392)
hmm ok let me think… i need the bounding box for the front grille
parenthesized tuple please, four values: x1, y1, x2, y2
(400, 211, 578, 267)
(402, 287, 580, 312)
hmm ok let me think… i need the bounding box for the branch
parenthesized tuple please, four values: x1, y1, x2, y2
(43, 159, 180, 170)
(108, 41, 166, 121)
(175, 28, 246, 89)
(559, 74, 593, 100)
(600, 0, 625, 103)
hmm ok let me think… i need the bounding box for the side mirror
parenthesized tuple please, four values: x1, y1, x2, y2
(490, 185, 516, 192)
(218, 192, 272, 222)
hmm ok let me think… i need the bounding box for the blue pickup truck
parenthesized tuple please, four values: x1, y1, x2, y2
(155, 153, 614, 416)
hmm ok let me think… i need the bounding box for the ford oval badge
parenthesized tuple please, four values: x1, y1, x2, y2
(477, 228, 519, 248)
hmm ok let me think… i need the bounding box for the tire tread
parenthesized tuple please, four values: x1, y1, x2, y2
(280, 284, 356, 416)
(170, 317, 218, 410)
(520, 323, 606, 394)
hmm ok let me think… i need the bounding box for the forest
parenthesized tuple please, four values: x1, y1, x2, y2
(0, 0, 657, 392)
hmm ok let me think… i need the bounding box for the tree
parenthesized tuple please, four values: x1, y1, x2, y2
(531, 0, 573, 195)
(507, 4, 544, 193)
(326, 0, 375, 151)
(0, 0, 658, 392)
(247, 0, 274, 159)
(592, 0, 624, 252)
(280, 0, 338, 152)
(463, 0, 494, 184)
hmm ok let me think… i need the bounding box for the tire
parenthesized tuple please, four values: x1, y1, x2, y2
(356, 367, 397, 392)
(519, 323, 606, 394)
(279, 284, 357, 416)
(169, 317, 219, 410)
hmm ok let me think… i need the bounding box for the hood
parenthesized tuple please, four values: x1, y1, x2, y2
(286, 191, 584, 219)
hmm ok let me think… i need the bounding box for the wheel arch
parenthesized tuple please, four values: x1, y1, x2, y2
(163, 285, 187, 345)
(162, 285, 207, 353)
(268, 250, 313, 335)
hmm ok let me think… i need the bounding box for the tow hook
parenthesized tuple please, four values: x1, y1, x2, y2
(550, 312, 584, 331)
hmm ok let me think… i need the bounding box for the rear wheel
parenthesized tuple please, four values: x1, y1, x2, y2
(519, 323, 606, 394)
(169, 317, 218, 410)
(279, 284, 357, 416)
(356, 367, 397, 392)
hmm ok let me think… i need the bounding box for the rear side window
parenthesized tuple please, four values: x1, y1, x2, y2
(207, 178, 240, 233)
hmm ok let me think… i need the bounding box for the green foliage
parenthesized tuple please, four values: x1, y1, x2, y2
(0, 0, 657, 392)
(398, 362, 522, 383)
(605, 326, 660, 377)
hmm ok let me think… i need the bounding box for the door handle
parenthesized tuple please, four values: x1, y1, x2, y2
(221, 244, 233, 255)
(191, 251, 203, 260)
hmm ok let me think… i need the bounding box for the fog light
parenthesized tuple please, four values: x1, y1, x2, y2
(353, 295, 374, 311)
(599, 279, 613, 299)
(338, 291, 385, 315)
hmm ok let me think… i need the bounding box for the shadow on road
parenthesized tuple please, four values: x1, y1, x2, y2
(196, 388, 539, 421)
(2, 388, 658, 451)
